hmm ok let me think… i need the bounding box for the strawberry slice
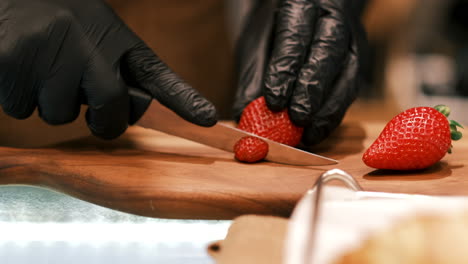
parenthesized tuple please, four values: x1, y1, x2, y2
(234, 136, 269, 163)
(234, 96, 304, 163)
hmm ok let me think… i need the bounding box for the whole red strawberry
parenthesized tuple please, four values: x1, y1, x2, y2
(234, 96, 304, 163)
(363, 105, 463, 170)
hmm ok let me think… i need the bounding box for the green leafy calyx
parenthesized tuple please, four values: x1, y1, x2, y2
(434, 105, 463, 153)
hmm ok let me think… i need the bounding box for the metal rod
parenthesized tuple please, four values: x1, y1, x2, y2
(305, 169, 362, 264)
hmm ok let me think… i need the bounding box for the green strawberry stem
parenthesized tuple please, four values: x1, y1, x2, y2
(434, 105, 464, 153)
(434, 105, 451, 117)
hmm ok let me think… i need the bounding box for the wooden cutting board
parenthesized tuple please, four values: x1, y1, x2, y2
(0, 118, 467, 219)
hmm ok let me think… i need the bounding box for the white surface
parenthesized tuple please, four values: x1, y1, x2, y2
(283, 186, 468, 264)
(0, 185, 231, 264)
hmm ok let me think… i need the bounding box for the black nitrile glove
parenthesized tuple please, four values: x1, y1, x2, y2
(233, 0, 368, 145)
(0, 0, 217, 140)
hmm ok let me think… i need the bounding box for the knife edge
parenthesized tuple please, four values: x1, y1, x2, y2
(137, 100, 338, 166)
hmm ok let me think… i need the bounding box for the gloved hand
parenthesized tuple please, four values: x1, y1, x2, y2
(0, 0, 217, 140)
(233, 0, 368, 145)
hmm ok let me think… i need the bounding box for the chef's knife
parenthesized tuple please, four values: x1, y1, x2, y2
(128, 88, 338, 166)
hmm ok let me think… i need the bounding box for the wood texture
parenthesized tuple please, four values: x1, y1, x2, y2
(0, 117, 467, 220)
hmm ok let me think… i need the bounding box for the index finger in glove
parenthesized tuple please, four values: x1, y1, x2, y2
(123, 43, 217, 127)
(263, 0, 318, 111)
(289, 0, 350, 126)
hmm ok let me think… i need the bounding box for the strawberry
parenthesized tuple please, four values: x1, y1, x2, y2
(234, 136, 269, 163)
(234, 96, 304, 163)
(363, 105, 463, 170)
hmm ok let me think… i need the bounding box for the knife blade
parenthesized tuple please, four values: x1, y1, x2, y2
(136, 100, 337, 166)
(127, 88, 337, 166)
(133, 99, 337, 166)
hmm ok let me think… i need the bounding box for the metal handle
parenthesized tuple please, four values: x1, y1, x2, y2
(305, 169, 362, 263)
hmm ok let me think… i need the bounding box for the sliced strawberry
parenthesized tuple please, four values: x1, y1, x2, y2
(234, 96, 304, 163)
(234, 136, 269, 163)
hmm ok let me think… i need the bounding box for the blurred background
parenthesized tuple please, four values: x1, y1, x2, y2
(1, 0, 467, 146)
(360, 0, 468, 122)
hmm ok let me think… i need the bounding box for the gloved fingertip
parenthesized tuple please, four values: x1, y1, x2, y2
(289, 112, 311, 128)
(39, 111, 79, 126)
(2, 105, 35, 120)
(85, 107, 128, 140)
(191, 100, 218, 127)
(197, 109, 218, 127)
(264, 95, 286, 112)
(91, 127, 127, 140)
(289, 101, 314, 126)
(264, 77, 293, 112)
(302, 126, 326, 146)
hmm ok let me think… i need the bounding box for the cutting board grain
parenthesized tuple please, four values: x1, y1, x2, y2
(0, 120, 467, 220)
